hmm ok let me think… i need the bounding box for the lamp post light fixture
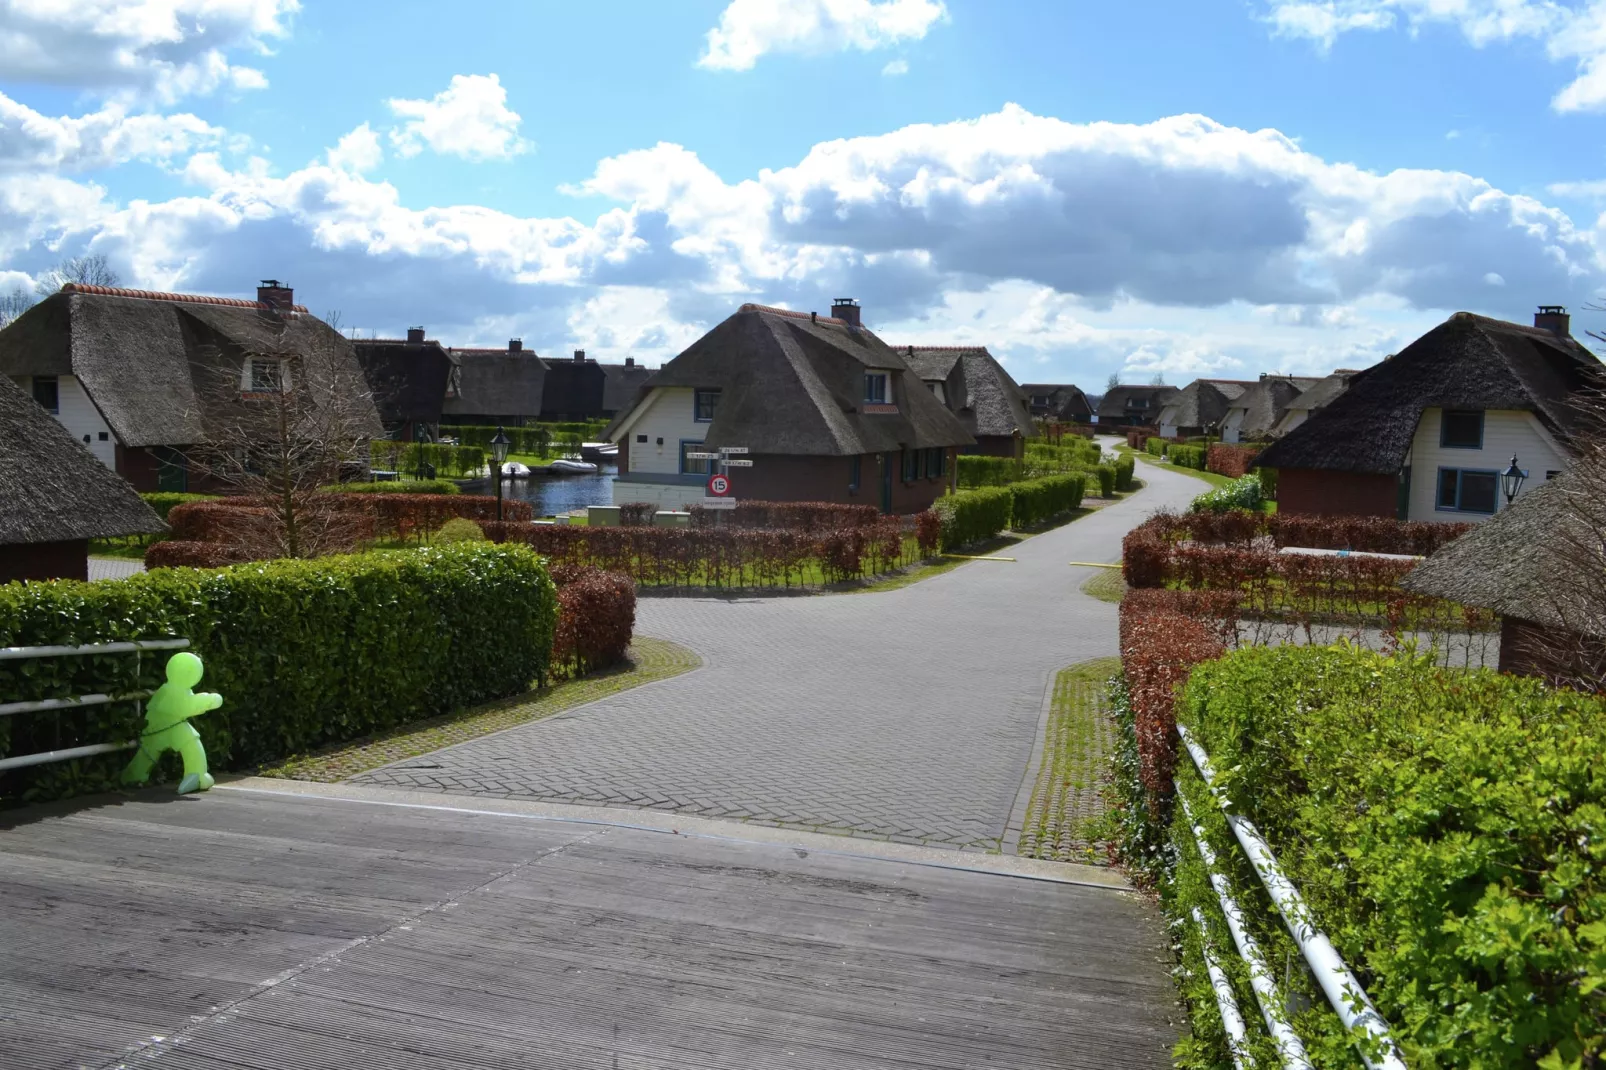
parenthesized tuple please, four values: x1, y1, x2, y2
(1501, 455, 1528, 507)
(490, 426, 511, 522)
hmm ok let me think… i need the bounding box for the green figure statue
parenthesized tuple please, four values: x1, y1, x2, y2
(121, 651, 222, 795)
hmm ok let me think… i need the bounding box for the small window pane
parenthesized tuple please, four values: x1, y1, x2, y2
(250, 359, 282, 392)
(1437, 469, 1458, 508)
(695, 389, 719, 422)
(31, 376, 58, 413)
(865, 373, 888, 404)
(1459, 471, 1497, 513)
(680, 442, 711, 475)
(1441, 410, 1483, 449)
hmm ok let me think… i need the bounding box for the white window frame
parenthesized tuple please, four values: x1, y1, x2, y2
(864, 371, 890, 405)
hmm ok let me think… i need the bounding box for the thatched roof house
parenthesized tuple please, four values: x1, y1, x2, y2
(0, 281, 379, 493)
(352, 328, 452, 440)
(0, 371, 164, 582)
(600, 358, 653, 418)
(900, 345, 1035, 458)
(1019, 383, 1094, 423)
(1156, 379, 1251, 438)
(607, 299, 973, 512)
(1269, 370, 1356, 436)
(441, 340, 546, 425)
(1255, 308, 1605, 523)
(1221, 375, 1319, 443)
(1097, 385, 1179, 426)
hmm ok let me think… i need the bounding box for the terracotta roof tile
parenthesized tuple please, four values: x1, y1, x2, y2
(737, 302, 848, 326)
(61, 282, 310, 314)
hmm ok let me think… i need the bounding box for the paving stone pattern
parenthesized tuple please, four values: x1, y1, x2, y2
(355, 446, 1203, 849)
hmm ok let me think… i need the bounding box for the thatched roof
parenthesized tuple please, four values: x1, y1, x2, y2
(1019, 383, 1093, 421)
(1403, 469, 1594, 632)
(1097, 384, 1180, 421)
(609, 304, 973, 454)
(1157, 379, 1251, 430)
(1257, 313, 1605, 475)
(600, 361, 654, 415)
(352, 337, 452, 428)
(441, 346, 546, 419)
(899, 345, 1035, 440)
(0, 285, 379, 447)
(0, 372, 165, 544)
(1280, 371, 1353, 414)
(1225, 377, 1314, 439)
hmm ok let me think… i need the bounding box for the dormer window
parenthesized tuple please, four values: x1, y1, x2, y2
(247, 358, 288, 394)
(929, 381, 946, 404)
(864, 372, 889, 405)
(445, 365, 461, 398)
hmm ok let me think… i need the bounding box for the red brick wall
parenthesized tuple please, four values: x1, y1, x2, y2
(116, 444, 162, 493)
(0, 540, 88, 583)
(971, 435, 1022, 459)
(731, 450, 954, 514)
(1277, 467, 1397, 519)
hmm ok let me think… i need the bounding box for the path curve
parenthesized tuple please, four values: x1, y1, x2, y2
(356, 444, 1202, 848)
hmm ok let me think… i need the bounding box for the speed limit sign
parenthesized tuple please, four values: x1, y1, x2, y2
(707, 473, 732, 496)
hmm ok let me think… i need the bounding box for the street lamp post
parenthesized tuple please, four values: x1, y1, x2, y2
(490, 426, 511, 522)
(1501, 455, 1528, 507)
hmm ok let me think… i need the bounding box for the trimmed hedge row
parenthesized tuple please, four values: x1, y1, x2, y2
(138, 492, 216, 521)
(688, 501, 880, 530)
(956, 454, 1024, 488)
(371, 440, 486, 479)
(1007, 473, 1086, 529)
(1204, 443, 1259, 478)
(549, 564, 636, 679)
(1113, 454, 1136, 492)
(1167, 443, 1206, 470)
(327, 479, 461, 495)
(934, 486, 1012, 551)
(1123, 509, 1473, 567)
(1188, 472, 1262, 513)
(1169, 645, 1606, 1068)
(0, 545, 558, 803)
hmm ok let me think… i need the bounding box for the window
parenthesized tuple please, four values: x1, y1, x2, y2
(929, 381, 946, 404)
(249, 359, 285, 393)
(849, 455, 861, 492)
(1032, 395, 1049, 406)
(694, 388, 720, 422)
(925, 447, 945, 479)
(901, 448, 920, 482)
(1440, 410, 1483, 449)
(31, 376, 58, 414)
(636, 434, 648, 443)
(864, 372, 889, 405)
(1436, 468, 1498, 514)
(680, 440, 711, 475)
(1129, 398, 1149, 410)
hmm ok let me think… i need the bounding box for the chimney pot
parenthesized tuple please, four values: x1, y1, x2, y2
(831, 297, 861, 328)
(1535, 305, 1571, 337)
(625, 357, 634, 367)
(574, 349, 585, 362)
(256, 280, 294, 311)
(406, 326, 426, 344)
(508, 338, 523, 352)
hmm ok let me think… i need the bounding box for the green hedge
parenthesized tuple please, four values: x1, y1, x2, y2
(325, 479, 461, 495)
(139, 492, 217, 521)
(1145, 437, 1167, 457)
(1094, 463, 1116, 497)
(934, 486, 1012, 551)
(1256, 465, 1278, 500)
(371, 441, 486, 479)
(1113, 454, 1136, 492)
(0, 545, 557, 804)
(1168, 444, 1206, 470)
(1164, 646, 1606, 1069)
(1188, 472, 1262, 513)
(1007, 473, 1086, 528)
(956, 455, 1024, 488)
(444, 423, 606, 455)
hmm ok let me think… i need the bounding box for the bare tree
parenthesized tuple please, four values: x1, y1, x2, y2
(1106, 372, 1121, 390)
(0, 287, 31, 329)
(188, 309, 382, 559)
(1149, 371, 1167, 386)
(35, 254, 120, 296)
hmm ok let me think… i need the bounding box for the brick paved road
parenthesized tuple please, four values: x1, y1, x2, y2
(356, 447, 1203, 848)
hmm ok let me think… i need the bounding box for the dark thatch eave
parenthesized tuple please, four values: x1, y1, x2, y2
(1096, 384, 1180, 420)
(1158, 380, 1250, 430)
(1226, 378, 1308, 438)
(441, 348, 546, 419)
(352, 339, 452, 426)
(1257, 313, 1606, 475)
(600, 362, 654, 414)
(1019, 383, 1093, 420)
(900, 346, 1035, 440)
(610, 306, 974, 455)
(0, 372, 165, 544)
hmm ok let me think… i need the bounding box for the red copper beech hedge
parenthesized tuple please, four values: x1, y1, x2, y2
(1205, 443, 1260, 478)
(1118, 589, 1232, 797)
(549, 564, 636, 679)
(688, 501, 881, 530)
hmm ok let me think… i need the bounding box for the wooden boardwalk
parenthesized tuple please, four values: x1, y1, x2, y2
(0, 785, 1177, 1069)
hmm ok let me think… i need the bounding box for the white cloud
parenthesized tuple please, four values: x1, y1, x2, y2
(1549, 178, 1606, 197)
(698, 0, 946, 71)
(1484, 271, 1507, 284)
(0, 0, 297, 104)
(327, 123, 382, 174)
(1260, 1, 1606, 112)
(0, 92, 232, 172)
(882, 58, 909, 76)
(387, 74, 530, 161)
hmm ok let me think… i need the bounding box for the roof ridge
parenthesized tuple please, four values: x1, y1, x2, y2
(738, 302, 848, 327)
(62, 282, 310, 314)
(900, 344, 990, 352)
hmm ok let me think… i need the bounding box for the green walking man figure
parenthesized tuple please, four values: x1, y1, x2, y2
(121, 651, 222, 795)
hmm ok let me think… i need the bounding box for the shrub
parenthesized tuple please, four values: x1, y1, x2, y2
(370, 441, 487, 480)
(956, 454, 1024, 488)
(1256, 465, 1278, 500)
(1094, 463, 1116, 497)
(688, 501, 879, 530)
(1007, 473, 1086, 529)
(914, 510, 942, 556)
(1173, 645, 1606, 1068)
(1188, 472, 1262, 513)
(144, 541, 260, 569)
(166, 501, 277, 543)
(139, 492, 216, 521)
(618, 502, 656, 526)
(1146, 437, 1167, 457)
(1204, 443, 1259, 478)
(0, 545, 557, 803)
(933, 487, 1012, 551)
(548, 565, 636, 679)
(326, 479, 460, 495)
(1168, 444, 1207, 470)
(1113, 454, 1136, 492)
(1117, 589, 1227, 798)
(435, 517, 487, 543)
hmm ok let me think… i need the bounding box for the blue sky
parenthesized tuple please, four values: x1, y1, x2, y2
(5, 1, 1606, 387)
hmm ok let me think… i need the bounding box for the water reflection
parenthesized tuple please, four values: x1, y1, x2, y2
(461, 465, 617, 517)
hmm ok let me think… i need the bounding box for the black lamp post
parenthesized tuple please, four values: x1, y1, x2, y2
(490, 426, 511, 522)
(1501, 455, 1528, 507)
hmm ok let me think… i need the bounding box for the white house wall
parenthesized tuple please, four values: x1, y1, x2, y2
(618, 387, 706, 475)
(13, 374, 117, 470)
(1404, 407, 1565, 523)
(1221, 409, 1245, 443)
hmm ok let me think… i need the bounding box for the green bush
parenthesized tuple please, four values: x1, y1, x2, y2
(139, 492, 217, 521)
(933, 487, 1012, 551)
(1007, 474, 1085, 528)
(1166, 645, 1606, 1069)
(1145, 437, 1167, 457)
(1094, 463, 1116, 497)
(1256, 466, 1278, 500)
(956, 455, 1024, 488)
(370, 441, 486, 479)
(325, 479, 461, 495)
(1113, 454, 1136, 492)
(1168, 444, 1207, 470)
(0, 545, 557, 803)
(435, 517, 487, 543)
(1188, 472, 1262, 513)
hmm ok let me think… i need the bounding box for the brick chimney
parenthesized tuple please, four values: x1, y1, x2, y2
(573, 348, 586, 362)
(257, 279, 294, 311)
(1535, 305, 1570, 337)
(625, 357, 634, 367)
(406, 326, 426, 343)
(831, 297, 861, 327)
(509, 339, 523, 353)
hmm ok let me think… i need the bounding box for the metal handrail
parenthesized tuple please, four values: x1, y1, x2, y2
(1193, 905, 1253, 1070)
(1177, 723, 1407, 1070)
(0, 638, 189, 661)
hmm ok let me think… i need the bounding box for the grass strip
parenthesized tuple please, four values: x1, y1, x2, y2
(258, 636, 700, 782)
(1081, 568, 1127, 604)
(1018, 657, 1121, 865)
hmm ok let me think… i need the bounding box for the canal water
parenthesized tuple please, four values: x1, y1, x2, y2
(461, 465, 618, 517)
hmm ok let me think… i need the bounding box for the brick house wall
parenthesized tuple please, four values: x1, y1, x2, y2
(1276, 467, 1398, 518)
(0, 540, 88, 583)
(969, 435, 1023, 459)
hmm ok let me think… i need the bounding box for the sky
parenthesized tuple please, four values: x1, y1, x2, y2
(5, 0, 1606, 387)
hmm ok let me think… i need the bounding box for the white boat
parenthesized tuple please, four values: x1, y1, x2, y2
(580, 441, 619, 462)
(548, 458, 599, 474)
(498, 461, 531, 478)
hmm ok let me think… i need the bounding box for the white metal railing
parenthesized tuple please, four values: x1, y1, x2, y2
(1176, 722, 1407, 1070)
(0, 639, 190, 774)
